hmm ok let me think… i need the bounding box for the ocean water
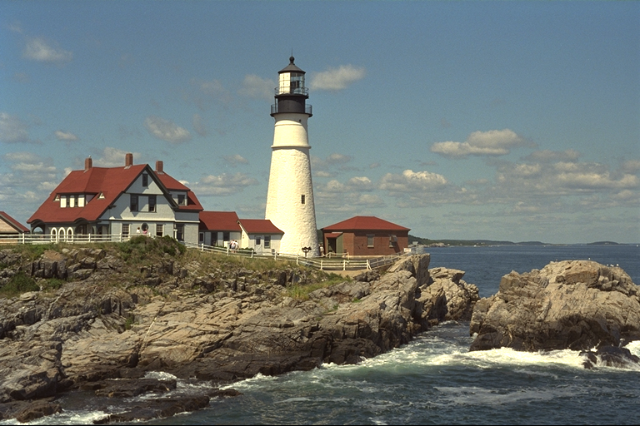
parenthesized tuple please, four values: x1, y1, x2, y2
(5, 244, 640, 425)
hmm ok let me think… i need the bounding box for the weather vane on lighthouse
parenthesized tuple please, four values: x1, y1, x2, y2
(265, 56, 319, 257)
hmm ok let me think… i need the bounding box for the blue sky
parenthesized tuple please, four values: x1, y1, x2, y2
(1, 1, 638, 243)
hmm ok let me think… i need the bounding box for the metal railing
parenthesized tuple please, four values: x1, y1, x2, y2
(0, 234, 404, 271)
(270, 103, 312, 116)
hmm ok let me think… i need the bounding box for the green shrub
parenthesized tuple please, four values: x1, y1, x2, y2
(43, 278, 65, 291)
(0, 272, 39, 297)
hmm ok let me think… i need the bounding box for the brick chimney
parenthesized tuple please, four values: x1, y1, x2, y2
(84, 156, 93, 171)
(155, 160, 164, 174)
(125, 153, 133, 168)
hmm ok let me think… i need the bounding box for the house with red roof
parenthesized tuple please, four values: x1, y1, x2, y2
(198, 211, 242, 247)
(28, 154, 202, 244)
(237, 219, 283, 254)
(321, 216, 410, 256)
(0, 211, 29, 242)
(198, 212, 283, 253)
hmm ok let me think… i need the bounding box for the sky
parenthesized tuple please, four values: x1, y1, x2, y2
(1, 1, 639, 244)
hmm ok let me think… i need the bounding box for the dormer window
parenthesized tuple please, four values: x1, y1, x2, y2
(54, 195, 60, 202)
(98, 193, 105, 199)
(177, 194, 186, 206)
(60, 195, 67, 208)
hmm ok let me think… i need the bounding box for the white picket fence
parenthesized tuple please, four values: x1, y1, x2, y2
(0, 234, 404, 272)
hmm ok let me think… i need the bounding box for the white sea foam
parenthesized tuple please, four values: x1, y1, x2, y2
(143, 370, 178, 381)
(432, 385, 579, 407)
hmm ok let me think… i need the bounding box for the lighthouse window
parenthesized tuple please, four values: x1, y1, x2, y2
(301, 194, 306, 205)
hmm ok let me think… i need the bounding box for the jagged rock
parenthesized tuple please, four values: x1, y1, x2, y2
(580, 346, 640, 369)
(90, 378, 177, 397)
(0, 247, 480, 423)
(92, 395, 210, 424)
(470, 260, 640, 352)
(14, 399, 63, 423)
(416, 267, 479, 327)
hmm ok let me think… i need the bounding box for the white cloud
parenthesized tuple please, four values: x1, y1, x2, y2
(622, 159, 640, 174)
(239, 74, 275, 100)
(224, 154, 249, 166)
(379, 170, 448, 193)
(7, 21, 23, 34)
(54, 130, 79, 142)
(431, 129, 529, 158)
(144, 116, 192, 144)
(93, 147, 142, 167)
(192, 173, 259, 196)
(192, 113, 207, 137)
(0, 113, 35, 144)
(309, 65, 366, 91)
(327, 153, 352, 164)
(23, 37, 73, 64)
(522, 149, 581, 163)
(556, 172, 638, 189)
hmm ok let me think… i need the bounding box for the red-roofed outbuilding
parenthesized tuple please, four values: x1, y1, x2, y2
(321, 216, 410, 256)
(237, 219, 283, 253)
(0, 211, 30, 237)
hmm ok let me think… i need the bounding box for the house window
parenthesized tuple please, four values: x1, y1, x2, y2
(389, 234, 397, 247)
(178, 194, 186, 206)
(148, 195, 156, 212)
(367, 234, 375, 248)
(156, 224, 163, 237)
(130, 195, 139, 212)
(301, 194, 306, 204)
(142, 173, 149, 187)
(256, 237, 261, 246)
(122, 224, 130, 239)
(60, 196, 67, 208)
(264, 235, 271, 249)
(211, 232, 218, 246)
(199, 232, 204, 243)
(70, 195, 76, 208)
(223, 231, 230, 242)
(176, 224, 184, 242)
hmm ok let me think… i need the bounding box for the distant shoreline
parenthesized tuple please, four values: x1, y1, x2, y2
(408, 235, 634, 247)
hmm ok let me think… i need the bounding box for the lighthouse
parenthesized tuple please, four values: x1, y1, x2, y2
(265, 56, 319, 257)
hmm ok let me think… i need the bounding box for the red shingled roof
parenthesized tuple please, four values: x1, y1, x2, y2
(239, 219, 283, 234)
(156, 172, 203, 212)
(322, 216, 410, 232)
(199, 211, 241, 232)
(0, 211, 29, 233)
(28, 165, 147, 225)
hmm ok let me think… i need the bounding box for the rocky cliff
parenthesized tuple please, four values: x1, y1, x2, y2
(469, 260, 640, 352)
(0, 239, 478, 422)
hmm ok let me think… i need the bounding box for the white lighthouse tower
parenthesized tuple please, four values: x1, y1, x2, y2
(265, 56, 319, 257)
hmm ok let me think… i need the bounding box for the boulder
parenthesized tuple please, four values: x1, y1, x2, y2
(580, 346, 640, 369)
(470, 260, 640, 352)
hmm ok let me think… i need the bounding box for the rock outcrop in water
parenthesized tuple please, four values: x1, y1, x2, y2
(0, 242, 478, 422)
(470, 260, 640, 353)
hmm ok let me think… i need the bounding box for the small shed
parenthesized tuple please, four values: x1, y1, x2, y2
(238, 219, 284, 254)
(321, 216, 410, 256)
(0, 211, 29, 243)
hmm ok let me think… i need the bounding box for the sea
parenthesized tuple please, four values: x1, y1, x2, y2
(5, 244, 640, 425)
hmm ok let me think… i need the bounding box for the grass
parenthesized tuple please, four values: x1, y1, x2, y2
(285, 273, 349, 301)
(42, 278, 65, 292)
(0, 271, 39, 297)
(115, 236, 185, 263)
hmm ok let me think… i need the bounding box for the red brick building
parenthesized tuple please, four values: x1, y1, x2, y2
(321, 216, 410, 256)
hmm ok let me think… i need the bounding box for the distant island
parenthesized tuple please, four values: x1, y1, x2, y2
(408, 235, 626, 247)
